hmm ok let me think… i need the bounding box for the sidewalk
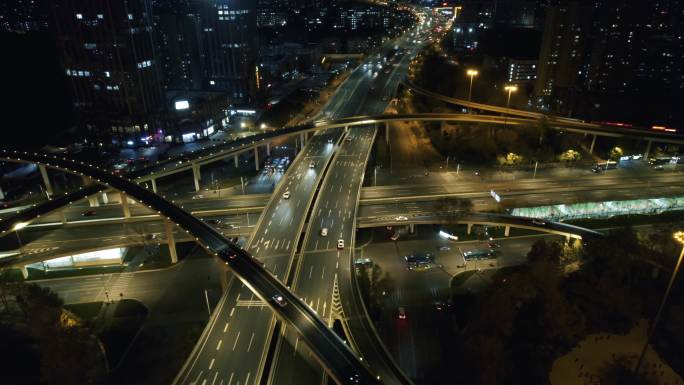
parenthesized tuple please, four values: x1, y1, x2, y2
(550, 320, 683, 385)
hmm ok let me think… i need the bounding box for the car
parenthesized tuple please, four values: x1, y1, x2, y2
(337, 239, 345, 249)
(320, 227, 328, 237)
(81, 210, 97, 217)
(531, 219, 546, 226)
(282, 191, 291, 199)
(192, 194, 204, 200)
(655, 165, 665, 171)
(439, 246, 451, 251)
(207, 219, 222, 225)
(271, 294, 287, 307)
(434, 301, 453, 311)
(345, 136, 353, 141)
(309, 162, 315, 168)
(398, 307, 406, 319)
(395, 216, 408, 221)
(488, 241, 501, 249)
(354, 257, 372, 265)
(381, 95, 389, 102)
(390, 232, 400, 241)
(327, 138, 333, 144)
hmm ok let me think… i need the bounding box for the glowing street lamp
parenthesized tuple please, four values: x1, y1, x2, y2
(504, 84, 518, 108)
(466, 69, 478, 101)
(635, 231, 684, 375)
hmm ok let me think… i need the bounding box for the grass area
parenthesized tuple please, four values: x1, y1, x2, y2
(65, 302, 104, 321)
(27, 265, 124, 281)
(98, 299, 148, 370)
(566, 210, 684, 230)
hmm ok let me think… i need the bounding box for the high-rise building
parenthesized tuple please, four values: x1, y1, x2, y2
(200, 0, 258, 103)
(535, 0, 684, 125)
(153, 0, 204, 92)
(534, 2, 593, 113)
(50, 0, 165, 145)
(0, 0, 49, 33)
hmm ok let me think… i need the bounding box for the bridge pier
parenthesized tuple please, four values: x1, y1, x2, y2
(467, 223, 473, 235)
(20, 265, 29, 279)
(59, 210, 67, 224)
(38, 164, 53, 197)
(385, 122, 390, 144)
(82, 176, 100, 207)
(254, 146, 260, 171)
(101, 192, 109, 204)
(300, 132, 306, 148)
(120, 192, 131, 218)
(589, 134, 597, 154)
(151, 178, 157, 193)
(504, 226, 510, 237)
(165, 219, 178, 264)
(192, 163, 201, 192)
(266, 142, 271, 157)
(234, 154, 239, 168)
(408, 223, 415, 234)
(644, 140, 653, 159)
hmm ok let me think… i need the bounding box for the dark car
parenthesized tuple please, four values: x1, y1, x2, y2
(81, 210, 97, 217)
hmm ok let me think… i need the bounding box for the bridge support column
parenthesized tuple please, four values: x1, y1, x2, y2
(82, 176, 100, 207)
(300, 132, 306, 148)
(408, 223, 415, 234)
(120, 192, 131, 218)
(266, 142, 271, 156)
(565, 235, 571, 244)
(151, 178, 157, 193)
(38, 165, 53, 197)
(234, 154, 239, 168)
(589, 134, 597, 154)
(165, 219, 178, 264)
(192, 163, 201, 192)
(467, 223, 473, 235)
(504, 226, 510, 237)
(59, 210, 67, 224)
(644, 140, 653, 159)
(101, 192, 109, 204)
(254, 146, 260, 171)
(385, 122, 390, 144)
(20, 265, 29, 280)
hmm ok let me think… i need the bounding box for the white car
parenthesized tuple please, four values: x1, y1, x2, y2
(395, 216, 408, 221)
(320, 228, 328, 237)
(337, 239, 345, 249)
(192, 194, 204, 200)
(282, 191, 291, 199)
(272, 294, 287, 307)
(309, 162, 315, 168)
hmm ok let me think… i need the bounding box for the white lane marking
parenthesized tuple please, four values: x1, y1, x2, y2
(227, 372, 234, 385)
(294, 337, 299, 356)
(216, 340, 222, 350)
(230, 308, 235, 317)
(223, 322, 229, 333)
(211, 371, 218, 385)
(232, 331, 241, 351)
(245, 372, 251, 385)
(209, 358, 215, 370)
(247, 332, 255, 352)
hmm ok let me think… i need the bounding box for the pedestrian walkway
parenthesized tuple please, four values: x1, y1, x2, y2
(550, 320, 683, 385)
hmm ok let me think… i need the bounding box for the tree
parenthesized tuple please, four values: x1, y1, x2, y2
(497, 152, 524, 166)
(559, 149, 581, 163)
(610, 146, 624, 160)
(527, 239, 564, 265)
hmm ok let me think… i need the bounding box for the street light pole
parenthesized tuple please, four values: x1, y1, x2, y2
(466, 69, 478, 101)
(634, 231, 684, 375)
(503, 84, 518, 130)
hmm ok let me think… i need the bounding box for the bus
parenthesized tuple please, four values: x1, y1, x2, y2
(591, 161, 618, 173)
(463, 249, 497, 260)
